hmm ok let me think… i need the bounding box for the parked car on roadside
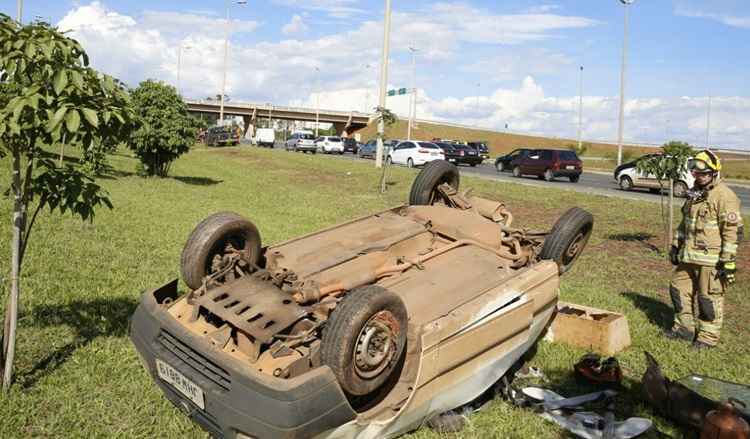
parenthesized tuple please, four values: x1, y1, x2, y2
(285, 132, 317, 153)
(315, 136, 345, 154)
(358, 139, 396, 159)
(205, 125, 240, 147)
(495, 148, 533, 172)
(254, 128, 276, 148)
(467, 141, 490, 159)
(434, 142, 483, 167)
(387, 141, 445, 168)
(342, 138, 358, 154)
(614, 154, 694, 197)
(512, 149, 583, 182)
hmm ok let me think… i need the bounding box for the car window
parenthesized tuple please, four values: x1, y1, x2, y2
(329, 137, 341, 142)
(417, 142, 439, 149)
(559, 151, 579, 161)
(529, 150, 541, 159)
(540, 150, 554, 160)
(301, 134, 314, 140)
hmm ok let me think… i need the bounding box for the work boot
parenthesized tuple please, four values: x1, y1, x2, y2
(663, 327, 693, 342)
(692, 340, 715, 350)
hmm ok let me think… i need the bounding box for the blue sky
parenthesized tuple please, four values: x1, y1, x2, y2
(5, 0, 750, 148)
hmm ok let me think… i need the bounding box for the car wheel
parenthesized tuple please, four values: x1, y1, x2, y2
(544, 169, 554, 182)
(495, 161, 505, 172)
(407, 158, 414, 168)
(512, 166, 521, 178)
(619, 176, 633, 191)
(569, 174, 580, 183)
(540, 207, 594, 274)
(673, 181, 689, 198)
(469, 163, 477, 167)
(321, 285, 407, 396)
(180, 212, 262, 290)
(409, 160, 460, 206)
(385, 156, 392, 165)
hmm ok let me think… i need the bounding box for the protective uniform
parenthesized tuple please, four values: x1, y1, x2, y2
(670, 151, 743, 347)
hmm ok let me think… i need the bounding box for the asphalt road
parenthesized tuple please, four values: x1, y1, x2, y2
(266, 141, 750, 213)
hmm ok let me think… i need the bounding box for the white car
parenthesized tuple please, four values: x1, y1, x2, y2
(254, 128, 276, 148)
(387, 141, 445, 168)
(614, 154, 695, 198)
(315, 136, 345, 154)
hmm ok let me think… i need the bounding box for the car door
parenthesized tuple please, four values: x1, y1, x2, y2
(391, 142, 406, 164)
(522, 150, 540, 174)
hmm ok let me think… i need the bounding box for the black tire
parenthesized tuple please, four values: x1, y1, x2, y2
(470, 163, 477, 167)
(544, 169, 554, 182)
(321, 286, 407, 396)
(180, 212, 262, 290)
(407, 158, 414, 168)
(569, 174, 580, 183)
(540, 207, 594, 274)
(512, 166, 521, 178)
(385, 155, 392, 165)
(495, 160, 505, 172)
(673, 181, 688, 198)
(408, 160, 460, 205)
(619, 176, 633, 191)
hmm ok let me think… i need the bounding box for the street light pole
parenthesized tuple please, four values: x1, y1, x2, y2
(616, 0, 634, 166)
(376, 0, 392, 168)
(17, 0, 23, 22)
(363, 63, 372, 113)
(706, 93, 712, 149)
(314, 66, 320, 137)
(407, 47, 417, 141)
(220, 0, 247, 125)
(577, 65, 584, 151)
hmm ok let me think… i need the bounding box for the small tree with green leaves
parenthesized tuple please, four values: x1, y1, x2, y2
(567, 142, 591, 157)
(0, 15, 133, 390)
(636, 140, 695, 252)
(129, 80, 197, 177)
(374, 106, 398, 192)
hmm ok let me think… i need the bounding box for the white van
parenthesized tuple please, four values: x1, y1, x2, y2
(614, 154, 695, 197)
(254, 128, 276, 148)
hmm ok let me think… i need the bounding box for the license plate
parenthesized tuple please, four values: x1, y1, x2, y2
(468, 151, 476, 155)
(156, 359, 205, 409)
(566, 165, 575, 170)
(448, 158, 456, 162)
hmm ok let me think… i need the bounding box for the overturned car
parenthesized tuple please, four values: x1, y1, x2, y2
(130, 160, 593, 438)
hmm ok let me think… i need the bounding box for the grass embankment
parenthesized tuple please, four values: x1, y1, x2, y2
(357, 120, 750, 179)
(0, 146, 748, 438)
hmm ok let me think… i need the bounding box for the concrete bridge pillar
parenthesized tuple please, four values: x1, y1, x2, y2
(333, 122, 348, 137)
(242, 115, 255, 140)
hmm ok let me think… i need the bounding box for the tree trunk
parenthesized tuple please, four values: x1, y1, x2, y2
(3, 147, 24, 392)
(668, 178, 674, 254)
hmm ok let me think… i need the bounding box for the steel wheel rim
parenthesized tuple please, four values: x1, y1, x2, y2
(353, 311, 398, 379)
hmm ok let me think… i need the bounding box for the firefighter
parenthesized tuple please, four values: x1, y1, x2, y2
(665, 150, 743, 349)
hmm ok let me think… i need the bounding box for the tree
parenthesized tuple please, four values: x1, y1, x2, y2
(0, 15, 133, 390)
(374, 106, 398, 193)
(636, 141, 695, 252)
(129, 80, 197, 177)
(567, 142, 591, 157)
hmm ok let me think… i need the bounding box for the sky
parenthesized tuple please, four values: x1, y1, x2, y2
(4, 0, 750, 149)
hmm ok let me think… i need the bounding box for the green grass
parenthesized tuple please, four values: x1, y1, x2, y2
(0, 146, 748, 438)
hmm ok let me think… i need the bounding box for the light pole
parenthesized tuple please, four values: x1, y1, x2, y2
(314, 66, 320, 137)
(407, 47, 418, 140)
(577, 66, 584, 151)
(177, 44, 191, 96)
(220, 0, 247, 125)
(616, 0, 635, 166)
(376, 0, 392, 168)
(362, 63, 372, 113)
(706, 93, 712, 149)
(17, 0, 23, 22)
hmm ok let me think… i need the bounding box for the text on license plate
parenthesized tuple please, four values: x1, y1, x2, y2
(566, 165, 575, 170)
(156, 359, 205, 409)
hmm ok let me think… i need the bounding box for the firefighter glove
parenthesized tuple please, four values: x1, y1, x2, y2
(669, 246, 680, 266)
(718, 261, 737, 284)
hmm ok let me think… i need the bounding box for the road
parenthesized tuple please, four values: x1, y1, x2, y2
(266, 141, 750, 213)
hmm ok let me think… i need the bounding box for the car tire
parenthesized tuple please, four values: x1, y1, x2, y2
(512, 166, 521, 178)
(619, 176, 633, 191)
(495, 161, 505, 172)
(470, 163, 477, 167)
(321, 285, 407, 396)
(180, 212, 262, 290)
(385, 156, 392, 165)
(673, 181, 689, 198)
(544, 169, 554, 182)
(407, 158, 414, 168)
(569, 174, 580, 183)
(409, 160, 460, 206)
(540, 207, 594, 274)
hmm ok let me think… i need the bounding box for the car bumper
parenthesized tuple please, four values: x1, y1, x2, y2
(447, 157, 483, 165)
(296, 145, 317, 152)
(130, 280, 356, 439)
(414, 155, 445, 165)
(552, 169, 582, 177)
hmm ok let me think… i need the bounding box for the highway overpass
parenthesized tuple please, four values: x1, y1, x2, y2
(185, 100, 372, 138)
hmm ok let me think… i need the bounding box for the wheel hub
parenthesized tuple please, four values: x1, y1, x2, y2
(354, 311, 399, 379)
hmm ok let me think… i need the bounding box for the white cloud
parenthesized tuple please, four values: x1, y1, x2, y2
(271, 0, 366, 19)
(523, 5, 561, 14)
(675, 6, 750, 28)
(140, 10, 260, 36)
(282, 15, 309, 35)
